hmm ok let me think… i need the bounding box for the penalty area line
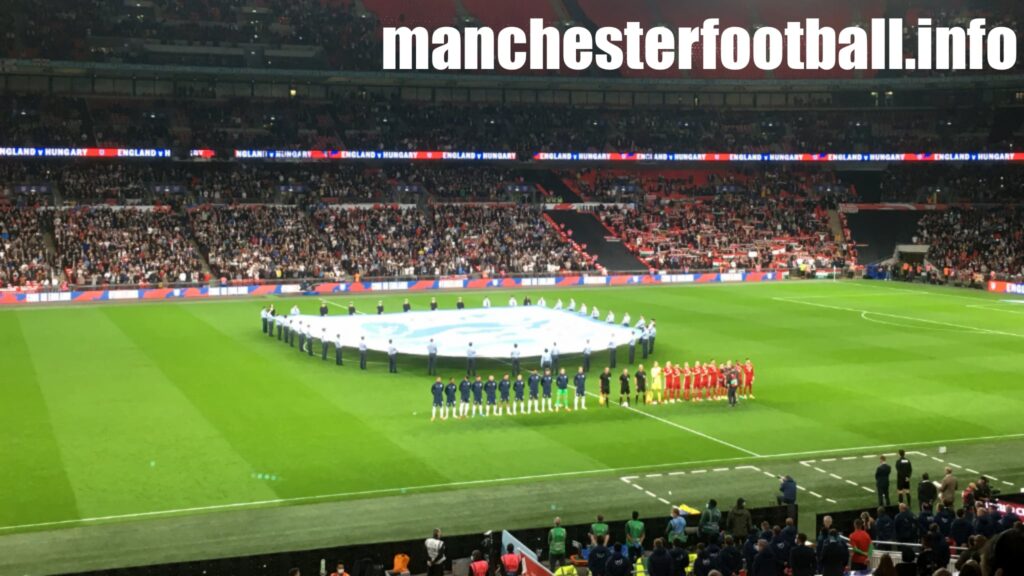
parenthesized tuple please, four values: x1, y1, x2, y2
(585, 392, 761, 457)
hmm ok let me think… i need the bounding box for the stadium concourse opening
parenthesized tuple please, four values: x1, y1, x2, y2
(298, 305, 636, 357)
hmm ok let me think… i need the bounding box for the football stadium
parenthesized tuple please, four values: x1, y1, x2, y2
(1, 1, 1023, 576)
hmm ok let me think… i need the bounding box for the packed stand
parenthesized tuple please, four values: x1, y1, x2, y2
(915, 207, 1023, 283)
(54, 206, 206, 286)
(188, 205, 332, 281)
(0, 207, 55, 288)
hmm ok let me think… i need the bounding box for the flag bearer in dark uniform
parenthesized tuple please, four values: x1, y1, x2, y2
(403, 298, 411, 312)
(430, 297, 438, 311)
(319, 300, 329, 317)
(456, 296, 465, 310)
(377, 300, 384, 315)
(896, 449, 913, 508)
(347, 301, 356, 316)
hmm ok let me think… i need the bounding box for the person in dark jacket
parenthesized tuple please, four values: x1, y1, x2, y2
(934, 503, 954, 537)
(925, 523, 949, 568)
(589, 542, 611, 576)
(818, 530, 848, 576)
(717, 535, 742, 576)
(693, 538, 720, 576)
(725, 498, 753, 540)
(645, 539, 674, 576)
(876, 455, 892, 507)
(950, 508, 975, 546)
(605, 543, 631, 576)
(917, 503, 936, 536)
(876, 506, 896, 542)
(667, 539, 689, 576)
(750, 539, 776, 576)
(789, 533, 816, 576)
(918, 473, 938, 512)
(777, 476, 797, 519)
(894, 503, 919, 543)
(742, 532, 759, 573)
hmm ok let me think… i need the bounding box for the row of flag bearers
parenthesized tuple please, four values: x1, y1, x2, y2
(260, 302, 657, 376)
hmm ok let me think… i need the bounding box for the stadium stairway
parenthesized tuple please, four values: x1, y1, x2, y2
(530, 171, 583, 203)
(844, 210, 922, 264)
(545, 209, 647, 271)
(838, 169, 884, 202)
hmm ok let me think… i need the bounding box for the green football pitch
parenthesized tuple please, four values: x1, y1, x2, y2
(2, 280, 1023, 574)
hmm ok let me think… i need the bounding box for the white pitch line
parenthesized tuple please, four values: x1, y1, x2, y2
(809, 491, 822, 498)
(633, 484, 644, 491)
(4, 431, 1018, 533)
(736, 465, 762, 472)
(815, 467, 828, 474)
(845, 480, 859, 487)
(931, 457, 945, 463)
(713, 467, 730, 472)
(800, 461, 811, 467)
(842, 456, 858, 461)
(966, 468, 979, 475)
(1002, 481, 1014, 487)
(668, 471, 687, 476)
(861, 486, 876, 494)
(585, 392, 760, 456)
(645, 473, 663, 478)
(658, 498, 671, 505)
(645, 491, 658, 498)
(772, 297, 1024, 339)
(821, 458, 837, 462)
(967, 304, 1024, 316)
(622, 477, 637, 483)
(949, 463, 963, 469)
(826, 498, 838, 504)
(830, 473, 843, 480)
(691, 469, 707, 474)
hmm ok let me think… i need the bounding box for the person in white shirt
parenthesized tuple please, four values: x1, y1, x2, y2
(387, 340, 398, 373)
(551, 342, 560, 373)
(537, 296, 547, 307)
(358, 336, 367, 369)
(334, 333, 344, 366)
(427, 339, 438, 375)
(580, 303, 588, 316)
(511, 343, 521, 376)
(605, 310, 615, 324)
(635, 315, 646, 330)
(290, 305, 300, 316)
(508, 296, 517, 307)
(591, 306, 600, 320)
(466, 342, 477, 376)
(568, 298, 576, 312)
(554, 299, 563, 310)
(622, 313, 631, 327)
(582, 340, 592, 372)
(482, 297, 491, 308)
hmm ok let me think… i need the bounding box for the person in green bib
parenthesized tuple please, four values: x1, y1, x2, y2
(590, 514, 611, 547)
(548, 517, 567, 572)
(625, 511, 646, 559)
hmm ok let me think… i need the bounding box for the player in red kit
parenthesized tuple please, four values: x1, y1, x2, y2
(712, 361, 725, 401)
(694, 361, 706, 401)
(682, 361, 693, 401)
(742, 358, 755, 399)
(664, 361, 677, 403)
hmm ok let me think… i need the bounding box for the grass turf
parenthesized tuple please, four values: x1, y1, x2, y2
(2, 280, 1023, 572)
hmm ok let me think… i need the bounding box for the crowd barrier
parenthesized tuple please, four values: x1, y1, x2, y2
(0, 272, 787, 306)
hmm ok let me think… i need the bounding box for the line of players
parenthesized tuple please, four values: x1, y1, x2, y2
(431, 367, 590, 421)
(430, 359, 756, 420)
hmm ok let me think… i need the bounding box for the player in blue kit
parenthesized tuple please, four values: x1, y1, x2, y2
(497, 374, 511, 416)
(443, 378, 457, 420)
(541, 368, 554, 413)
(484, 375, 498, 416)
(512, 373, 525, 415)
(471, 376, 484, 417)
(459, 376, 472, 419)
(430, 377, 444, 422)
(554, 368, 570, 412)
(527, 369, 541, 414)
(574, 367, 588, 411)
